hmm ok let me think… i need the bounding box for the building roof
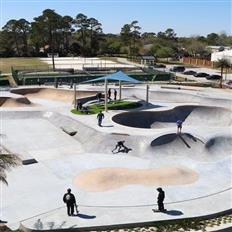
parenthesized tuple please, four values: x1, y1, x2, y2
(140, 56, 155, 60)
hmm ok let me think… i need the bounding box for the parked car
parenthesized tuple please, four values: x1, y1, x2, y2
(183, 70, 197, 75)
(170, 66, 185, 72)
(206, 74, 221, 80)
(154, 64, 166, 68)
(194, 72, 209, 77)
(226, 80, 232, 86)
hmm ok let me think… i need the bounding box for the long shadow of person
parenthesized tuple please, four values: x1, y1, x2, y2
(73, 213, 96, 219)
(163, 210, 183, 216)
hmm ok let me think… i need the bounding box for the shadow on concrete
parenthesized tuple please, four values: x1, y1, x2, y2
(34, 219, 43, 230)
(151, 133, 201, 148)
(112, 148, 132, 154)
(102, 125, 114, 128)
(164, 210, 184, 216)
(58, 221, 67, 229)
(178, 134, 191, 148)
(75, 213, 96, 219)
(47, 221, 55, 229)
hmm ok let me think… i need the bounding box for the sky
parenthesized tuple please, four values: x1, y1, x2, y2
(0, 0, 231, 37)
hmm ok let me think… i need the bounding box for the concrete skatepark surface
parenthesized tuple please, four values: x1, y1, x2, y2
(0, 85, 231, 231)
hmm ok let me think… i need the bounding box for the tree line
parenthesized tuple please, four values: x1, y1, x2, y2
(0, 8, 231, 58)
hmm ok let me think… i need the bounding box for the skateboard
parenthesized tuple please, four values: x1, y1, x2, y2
(152, 209, 167, 213)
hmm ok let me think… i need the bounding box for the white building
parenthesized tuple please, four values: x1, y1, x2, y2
(211, 49, 232, 65)
(207, 46, 232, 53)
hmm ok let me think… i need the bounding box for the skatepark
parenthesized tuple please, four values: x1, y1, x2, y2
(0, 85, 231, 231)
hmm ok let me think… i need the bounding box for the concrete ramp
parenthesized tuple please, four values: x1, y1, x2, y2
(205, 136, 232, 157)
(112, 105, 232, 128)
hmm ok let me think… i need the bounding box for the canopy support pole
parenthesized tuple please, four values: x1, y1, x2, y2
(146, 84, 149, 105)
(119, 81, 122, 100)
(74, 83, 77, 108)
(105, 78, 108, 112)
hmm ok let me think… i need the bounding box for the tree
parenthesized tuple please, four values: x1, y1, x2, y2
(120, 23, 131, 54)
(61, 16, 74, 54)
(164, 28, 176, 40)
(74, 13, 89, 56)
(3, 20, 21, 56)
(0, 30, 15, 56)
(17, 19, 31, 56)
(186, 39, 207, 57)
(130, 21, 141, 57)
(156, 47, 175, 61)
(88, 17, 102, 56)
(120, 21, 141, 57)
(207, 33, 220, 45)
(0, 151, 20, 185)
(32, 9, 63, 68)
(215, 59, 231, 88)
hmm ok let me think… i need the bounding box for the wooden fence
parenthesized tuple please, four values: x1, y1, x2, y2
(181, 57, 213, 67)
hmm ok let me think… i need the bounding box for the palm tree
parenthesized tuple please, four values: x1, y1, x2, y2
(215, 58, 231, 88)
(0, 151, 20, 185)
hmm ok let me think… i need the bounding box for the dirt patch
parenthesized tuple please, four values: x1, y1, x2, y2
(0, 97, 37, 107)
(11, 88, 99, 102)
(74, 166, 198, 192)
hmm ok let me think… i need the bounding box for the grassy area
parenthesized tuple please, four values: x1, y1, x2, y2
(0, 58, 49, 73)
(71, 100, 142, 115)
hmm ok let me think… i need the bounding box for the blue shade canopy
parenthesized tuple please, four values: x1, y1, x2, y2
(82, 71, 141, 83)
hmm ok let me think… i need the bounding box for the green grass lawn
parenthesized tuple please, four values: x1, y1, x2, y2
(0, 58, 49, 73)
(71, 100, 142, 115)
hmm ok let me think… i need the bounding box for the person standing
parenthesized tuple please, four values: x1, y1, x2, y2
(108, 88, 111, 99)
(114, 89, 117, 101)
(97, 111, 104, 127)
(63, 188, 77, 216)
(96, 92, 102, 103)
(176, 120, 183, 134)
(157, 187, 166, 212)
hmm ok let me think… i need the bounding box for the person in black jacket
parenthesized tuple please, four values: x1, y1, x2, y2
(63, 188, 77, 216)
(157, 187, 166, 211)
(97, 111, 104, 126)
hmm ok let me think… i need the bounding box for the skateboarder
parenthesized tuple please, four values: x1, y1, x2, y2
(97, 111, 104, 126)
(114, 89, 117, 101)
(176, 120, 183, 134)
(108, 88, 112, 99)
(112, 141, 132, 153)
(157, 187, 166, 212)
(63, 188, 78, 216)
(77, 101, 83, 111)
(96, 92, 102, 102)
